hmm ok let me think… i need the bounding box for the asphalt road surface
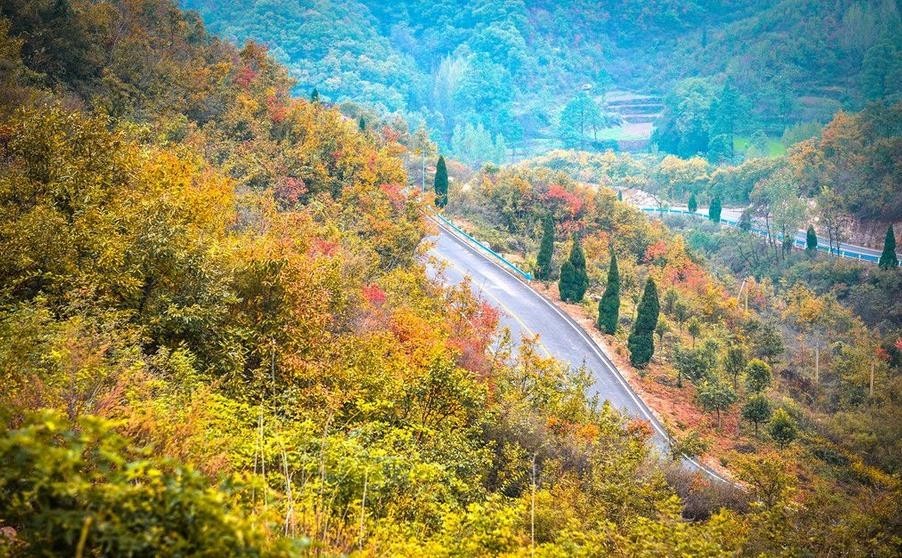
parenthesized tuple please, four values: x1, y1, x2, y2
(427, 220, 728, 483)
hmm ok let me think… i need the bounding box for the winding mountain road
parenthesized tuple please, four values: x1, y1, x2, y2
(427, 219, 728, 483)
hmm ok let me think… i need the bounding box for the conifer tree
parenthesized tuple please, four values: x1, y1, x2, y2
(617, 190, 623, 202)
(310, 87, 319, 102)
(806, 224, 817, 253)
(358, 116, 366, 131)
(708, 196, 722, 223)
(535, 213, 555, 280)
(878, 225, 898, 270)
(628, 278, 659, 367)
(558, 235, 588, 302)
(597, 249, 620, 334)
(434, 155, 448, 208)
(688, 192, 698, 213)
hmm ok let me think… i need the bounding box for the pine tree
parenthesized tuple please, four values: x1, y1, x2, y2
(617, 190, 623, 202)
(597, 249, 620, 334)
(806, 224, 817, 253)
(535, 213, 555, 280)
(878, 225, 898, 270)
(708, 196, 722, 223)
(558, 235, 588, 302)
(688, 192, 698, 213)
(434, 155, 448, 208)
(358, 117, 366, 132)
(628, 278, 659, 367)
(310, 87, 319, 103)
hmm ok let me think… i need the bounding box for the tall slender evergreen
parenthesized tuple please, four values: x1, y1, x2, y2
(708, 196, 722, 223)
(628, 278, 659, 367)
(434, 155, 448, 208)
(806, 224, 817, 253)
(688, 192, 698, 213)
(878, 225, 898, 270)
(558, 235, 588, 302)
(535, 213, 555, 280)
(310, 87, 319, 102)
(597, 249, 620, 334)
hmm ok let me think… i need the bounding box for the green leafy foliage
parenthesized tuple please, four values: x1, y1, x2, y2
(768, 408, 798, 447)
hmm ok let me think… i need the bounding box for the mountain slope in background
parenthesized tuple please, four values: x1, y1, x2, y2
(181, 0, 901, 153)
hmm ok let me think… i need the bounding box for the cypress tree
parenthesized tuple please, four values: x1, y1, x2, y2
(434, 156, 448, 208)
(358, 117, 366, 131)
(310, 87, 319, 103)
(688, 192, 698, 213)
(628, 278, 659, 368)
(878, 225, 898, 270)
(617, 190, 623, 202)
(708, 196, 722, 223)
(597, 249, 620, 334)
(535, 213, 555, 280)
(806, 224, 817, 253)
(558, 235, 588, 302)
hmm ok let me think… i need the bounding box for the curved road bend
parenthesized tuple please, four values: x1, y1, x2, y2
(427, 220, 729, 483)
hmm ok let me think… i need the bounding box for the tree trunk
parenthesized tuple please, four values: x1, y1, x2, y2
(814, 342, 819, 385)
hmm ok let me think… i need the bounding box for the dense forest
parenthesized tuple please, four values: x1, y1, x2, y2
(180, 0, 901, 161)
(0, 0, 900, 556)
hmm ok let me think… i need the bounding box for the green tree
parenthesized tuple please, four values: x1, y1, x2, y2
(559, 92, 610, 150)
(535, 213, 555, 280)
(709, 81, 745, 161)
(745, 358, 772, 393)
(861, 38, 902, 100)
(558, 235, 588, 302)
(708, 196, 722, 222)
(686, 316, 701, 347)
(697, 380, 737, 429)
(310, 87, 319, 102)
(768, 408, 798, 447)
(673, 342, 717, 388)
(806, 224, 818, 253)
(723, 345, 747, 388)
(597, 249, 620, 334)
(687, 191, 698, 213)
(434, 155, 449, 208)
(0, 412, 288, 556)
(628, 278, 659, 368)
(358, 116, 366, 131)
(739, 208, 752, 232)
(878, 225, 898, 270)
(742, 394, 772, 435)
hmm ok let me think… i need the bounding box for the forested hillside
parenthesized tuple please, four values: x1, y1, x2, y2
(180, 0, 901, 162)
(0, 0, 900, 556)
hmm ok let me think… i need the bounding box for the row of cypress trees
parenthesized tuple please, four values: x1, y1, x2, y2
(536, 214, 660, 368)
